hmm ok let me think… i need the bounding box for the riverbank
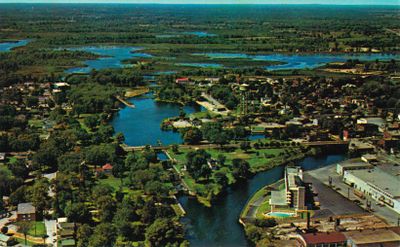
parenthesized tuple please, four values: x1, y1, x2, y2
(124, 86, 150, 98)
(168, 142, 309, 208)
(179, 154, 346, 247)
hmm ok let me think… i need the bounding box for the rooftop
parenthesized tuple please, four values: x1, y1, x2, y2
(270, 190, 287, 206)
(344, 228, 400, 245)
(347, 167, 400, 198)
(17, 202, 35, 214)
(301, 232, 346, 244)
(102, 163, 113, 170)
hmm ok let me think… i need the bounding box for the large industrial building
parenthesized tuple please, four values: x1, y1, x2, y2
(343, 166, 400, 214)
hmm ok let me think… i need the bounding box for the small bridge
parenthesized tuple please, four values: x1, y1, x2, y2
(122, 145, 169, 152)
(303, 141, 349, 147)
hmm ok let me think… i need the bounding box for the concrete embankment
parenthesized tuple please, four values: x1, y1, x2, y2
(116, 95, 135, 108)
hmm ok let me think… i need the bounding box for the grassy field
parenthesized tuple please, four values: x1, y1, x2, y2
(168, 140, 303, 206)
(16, 221, 46, 237)
(170, 143, 291, 172)
(124, 87, 150, 98)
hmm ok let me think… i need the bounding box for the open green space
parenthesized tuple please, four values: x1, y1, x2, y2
(16, 221, 46, 237)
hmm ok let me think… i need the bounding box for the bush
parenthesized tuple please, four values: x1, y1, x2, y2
(254, 218, 277, 228)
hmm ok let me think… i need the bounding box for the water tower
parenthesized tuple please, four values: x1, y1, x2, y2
(239, 84, 249, 115)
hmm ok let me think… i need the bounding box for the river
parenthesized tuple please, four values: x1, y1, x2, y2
(0, 39, 30, 52)
(111, 93, 346, 246)
(179, 154, 346, 247)
(63, 45, 400, 73)
(111, 92, 202, 146)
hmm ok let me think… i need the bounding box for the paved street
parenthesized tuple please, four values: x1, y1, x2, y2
(45, 219, 57, 247)
(0, 211, 16, 228)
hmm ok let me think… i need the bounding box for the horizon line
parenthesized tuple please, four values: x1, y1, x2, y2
(0, 2, 399, 5)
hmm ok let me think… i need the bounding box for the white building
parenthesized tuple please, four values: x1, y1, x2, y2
(270, 166, 307, 212)
(343, 167, 400, 214)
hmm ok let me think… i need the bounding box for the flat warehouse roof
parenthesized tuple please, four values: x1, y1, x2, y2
(347, 168, 400, 198)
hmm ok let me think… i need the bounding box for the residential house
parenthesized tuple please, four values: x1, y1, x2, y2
(96, 163, 113, 175)
(17, 203, 36, 222)
(175, 77, 191, 85)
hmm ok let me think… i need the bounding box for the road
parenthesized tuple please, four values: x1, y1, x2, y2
(306, 164, 399, 225)
(45, 219, 57, 247)
(0, 211, 16, 228)
(385, 28, 400, 37)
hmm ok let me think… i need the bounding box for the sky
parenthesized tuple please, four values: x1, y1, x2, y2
(0, 0, 398, 5)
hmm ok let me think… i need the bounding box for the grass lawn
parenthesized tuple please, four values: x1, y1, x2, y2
(256, 195, 272, 218)
(124, 87, 149, 98)
(8, 156, 18, 164)
(16, 221, 46, 237)
(168, 141, 304, 206)
(99, 176, 127, 192)
(170, 145, 289, 172)
(28, 119, 44, 129)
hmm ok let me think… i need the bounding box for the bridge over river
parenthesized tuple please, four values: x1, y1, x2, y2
(122, 140, 349, 152)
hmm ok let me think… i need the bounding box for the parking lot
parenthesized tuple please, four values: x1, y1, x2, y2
(306, 164, 399, 225)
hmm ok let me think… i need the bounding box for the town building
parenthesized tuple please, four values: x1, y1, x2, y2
(175, 77, 191, 85)
(344, 227, 400, 247)
(285, 167, 306, 210)
(298, 232, 347, 247)
(95, 163, 113, 175)
(16, 203, 36, 221)
(343, 167, 400, 214)
(336, 159, 372, 176)
(270, 166, 307, 212)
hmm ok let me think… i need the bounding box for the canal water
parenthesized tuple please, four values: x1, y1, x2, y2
(111, 90, 347, 246)
(193, 52, 400, 70)
(64, 46, 152, 74)
(111, 92, 202, 146)
(0, 39, 30, 52)
(179, 154, 346, 247)
(104, 48, 357, 246)
(61, 45, 400, 73)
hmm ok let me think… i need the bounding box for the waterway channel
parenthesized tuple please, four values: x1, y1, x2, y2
(111, 93, 346, 246)
(178, 154, 346, 247)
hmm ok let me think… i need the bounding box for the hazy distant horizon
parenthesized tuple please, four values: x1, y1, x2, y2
(0, 0, 398, 6)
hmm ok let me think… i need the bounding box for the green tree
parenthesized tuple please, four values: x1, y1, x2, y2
(96, 195, 116, 222)
(77, 224, 92, 247)
(232, 159, 251, 180)
(88, 223, 116, 247)
(83, 115, 99, 130)
(145, 219, 185, 247)
(186, 150, 212, 181)
(18, 221, 31, 246)
(29, 179, 50, 218)
(214, 171, 229, 189)
(183, 128, 203, 144)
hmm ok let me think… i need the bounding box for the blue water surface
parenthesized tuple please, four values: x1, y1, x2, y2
(194, 52, 400, 70)
(111, 92, 201, 146)
(64, 46, 152, 74)
(0, 39, 30, 52)
(179, 154, 346, 247)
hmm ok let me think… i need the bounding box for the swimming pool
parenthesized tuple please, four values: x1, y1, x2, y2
(266, 212, 296, 218)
